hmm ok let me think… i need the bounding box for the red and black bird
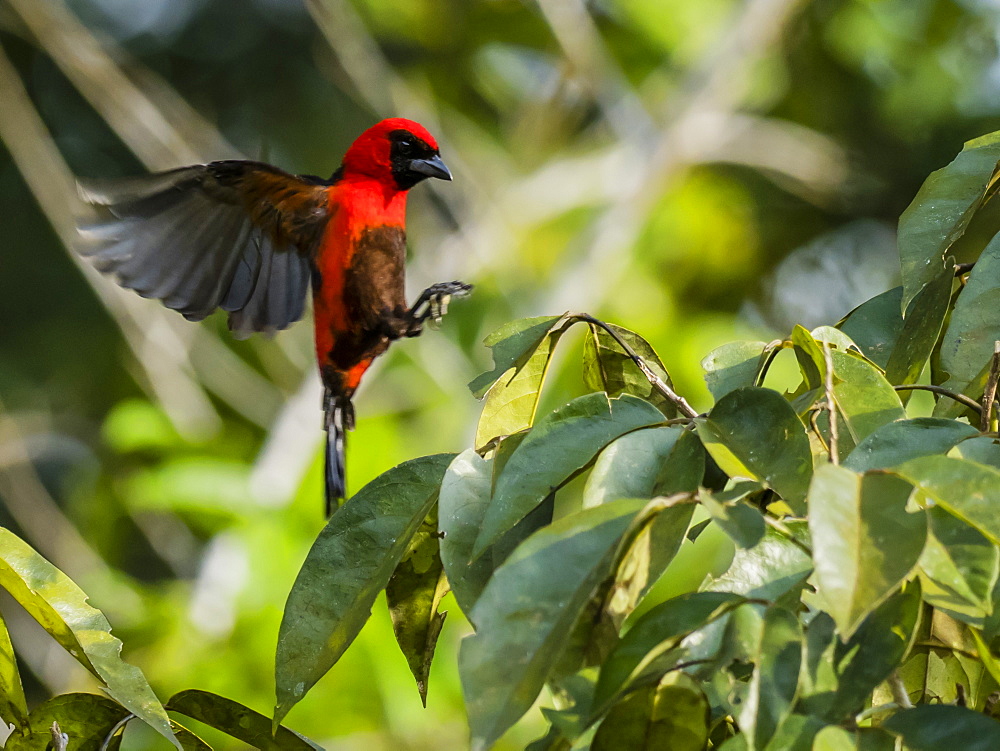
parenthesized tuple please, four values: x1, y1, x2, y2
(77, 118, 470, 513)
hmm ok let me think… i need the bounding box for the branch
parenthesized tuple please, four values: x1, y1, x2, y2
(893, 385, 982, 416)
(822, 341, 839, 464)
(981, 341, 1000, 432)
(577, 314, 698, 418)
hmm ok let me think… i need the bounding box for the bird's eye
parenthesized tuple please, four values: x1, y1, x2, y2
(398, 140, 414, 156)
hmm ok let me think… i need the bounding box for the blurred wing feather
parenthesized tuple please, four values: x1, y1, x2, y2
(77, 160, 331, 337)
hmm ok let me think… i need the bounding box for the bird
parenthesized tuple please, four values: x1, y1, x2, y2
(76, 118, 471, 515)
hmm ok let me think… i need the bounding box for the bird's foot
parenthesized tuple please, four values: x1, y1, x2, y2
(406, 281, 473, 336)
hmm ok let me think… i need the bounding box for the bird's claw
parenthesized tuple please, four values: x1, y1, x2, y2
(406, 281, 473, 336)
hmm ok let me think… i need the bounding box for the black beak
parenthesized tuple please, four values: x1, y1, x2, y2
(408, 154, 452, 181)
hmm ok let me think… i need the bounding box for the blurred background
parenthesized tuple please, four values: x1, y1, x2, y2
(1, 0, 999, 747)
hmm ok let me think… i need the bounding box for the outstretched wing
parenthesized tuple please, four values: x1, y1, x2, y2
(77, 160, 332, 338)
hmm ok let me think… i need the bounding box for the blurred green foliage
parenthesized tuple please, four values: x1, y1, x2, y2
(4, 0, 1000, 748)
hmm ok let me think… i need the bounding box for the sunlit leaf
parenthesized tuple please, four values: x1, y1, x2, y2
(438, 450, 495, 617)
(460, 499, 646, 751)
(695, 387, 812, 513)
(739, 607, 801, 751)
(812, 726, 856, 751)
(0, 607, 27, 732)
(474, 394, 665, 556)
(475, 320, 566, 449)
(4, 694, 128, 751)
(274, 454, 453, 723)
(591, 673, 709, 751)
(842, 418, 977, 472)
(705, 525, 813, 602)
(762, 714, 825, 751)
(884, 704, 1000, 750)
(583, 427, 704, 507)
(935, 234, 1000, 417)
(469, 315, 568, 398)
(896, 455, 1000, 545)
(920, 506, 999, 624)
(386, 505, 448, 706)
(0, 528, 176, 747)
(899, 130, 1000, 309)
(808, 465, 925, 638)
(582, 322, 677, 417)
(701, 341, 768, 403)
(168, 690, 321, 750)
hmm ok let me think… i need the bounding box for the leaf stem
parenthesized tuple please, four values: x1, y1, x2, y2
(575, 314, 698, 418)
(822, 340, 839, 465)
(892, 385, 983, 416)
(100, 714, 135, 751)
(981, 341, 1000, 432)
(888, 670, 914, 709)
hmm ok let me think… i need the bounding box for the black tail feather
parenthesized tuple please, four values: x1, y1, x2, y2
(324, 391, 355, 516)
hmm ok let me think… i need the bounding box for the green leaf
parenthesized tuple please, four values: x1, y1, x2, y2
(168, 690, 321, 750)
(896, 455, 1000, 545)
(884, 265, 953, 387)
(459, 499, 646, 751)
(582, 322, 677, 417)
(949, 436, 1000, 468)
(838, 287, 904, 371)
(899, 130, 1000, 310)
(591, 673, 709, 751)
(590, 592, 744, 719)
(0, 528, 177, 747)
(762, 714, 825, 751)
(386, 504, 448, 706)
(695, 387, 812, 513)
(469, 315, 567, 397)
(583, 427, 704, 508)
(474, 394, 665, 556)
(842, 418, 978, 472)
(826, 583, 922, 721)
(438, 450, 495, 617)
(705, 524, 813, 602)
(812, 727, 856, 751)
(5, 694, 128, 751)
(701, 341, 768, 402)
(739, 606, 801, 751)
(884, 704, 1000, 750)
(274, 454, 453, 723)
(808, 465, 926, 638)
(920, 506, 1000, 624)
(475, 320, 566, 449)
(0, 607, 27, 731)
(700, 488, 766, 549)
(935, 233, 1000, 417)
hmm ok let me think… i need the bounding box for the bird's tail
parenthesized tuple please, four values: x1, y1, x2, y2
(323, 390, 355, 516)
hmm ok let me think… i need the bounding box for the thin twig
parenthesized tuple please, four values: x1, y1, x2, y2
(822, 340, 839, 465)
(981, 341, 1000, 432)
(47, 722, 68, 751)
(955, 262, 976, 276)
(753, 340, 786, 387)
(576, 314, 698, 418)
(888, 670, 914, 710)
(893, 385, 983, 415)
(100, 714, 135, 751)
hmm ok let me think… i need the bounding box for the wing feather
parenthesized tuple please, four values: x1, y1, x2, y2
(77, 161, 331, 336)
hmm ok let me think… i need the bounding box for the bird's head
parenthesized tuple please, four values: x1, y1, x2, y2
(340, 118, 452, 190)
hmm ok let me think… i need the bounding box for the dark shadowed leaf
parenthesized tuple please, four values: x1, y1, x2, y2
(838, 286, 904, 370)
(469, 315, 568, 398)
(949, 436, 1000, 468)
(438, 450, 495, 617)
(896, 455, 1000, 545)
(386, 505, 448, 706)
(0, 528, 176, 747)
(702, 341, 769, 402)
(0, 608, 27, 731)
(4, 694, 128, 751)
(582, 322, 677, 417)
(274, 454, 453, 723)
(935, 234, 1000, 417)
(808, 465, 925, 638)
(583, 427, 704, 507)
(899, 131, 1000, 309)
(884, 704, 1000, 750)
(695, 387, 812, 513)
(590, 592, 744, 719)
(842, 418, 977, 472)
(591, 673, 709, 751)
(475, 320, 567, 449)
(920, 506, 999, 624)
(474, 394, 665, 555)
(700, 487, 766, 549)
(168, 690, 321, 750)
(884, 265, 953, 387)
(739, 607, 802, 751)
(460, 499, 646, 751)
